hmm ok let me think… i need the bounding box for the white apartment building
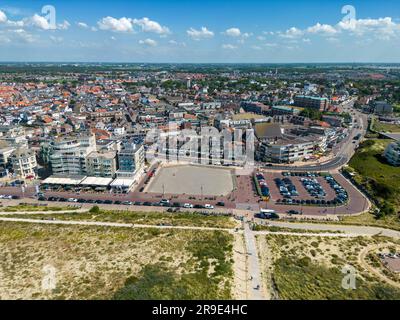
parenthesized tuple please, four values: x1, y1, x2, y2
(384, 140, 400, 166)
(47, 134, 97, 176)
(10, 148, 38, 178)
(260, 135, 325, 163)
(86, 151, 117, 178)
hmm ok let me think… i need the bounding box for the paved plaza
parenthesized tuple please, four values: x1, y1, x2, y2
(146, 165, 235, 196)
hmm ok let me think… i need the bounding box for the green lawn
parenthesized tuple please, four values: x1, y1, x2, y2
(348, 139, 400, 208)
(373, 120, 400, 133)
(1, 205, 77, 212)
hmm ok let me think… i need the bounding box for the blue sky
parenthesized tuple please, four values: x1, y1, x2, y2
(0, 0, 400, 62)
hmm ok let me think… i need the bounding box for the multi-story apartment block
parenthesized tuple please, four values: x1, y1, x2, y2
(293, 95, 329, 111)
(384, 140, 400, 166)
(259, 134, 326, 163)
(116, 142, 145, 178)
(86, 151, 117, 178)
(45, 134, 97, 176)
(10, 148, 38, 178)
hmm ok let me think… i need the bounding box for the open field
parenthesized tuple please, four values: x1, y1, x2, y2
(0, 221, 234, 300)
(373, 121, 400, 133)
(340, 212, 400, 231)
(0, 205, 78, 212)
(348, 139, 400, 216)
(1, 209, 238, 229)
(146, 165, 235, 196)
(257, 234, 400, 300)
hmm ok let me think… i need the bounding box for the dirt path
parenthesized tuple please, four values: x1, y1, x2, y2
(358, 244, 400, 289)
(232, 232, 248, 299)
(255, 234, 277, 300)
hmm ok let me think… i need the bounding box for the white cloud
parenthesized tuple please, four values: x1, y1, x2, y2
(222, 43, 237, 50)
(139, 38, 157, 46)
(257, 35, 266, 41)
(77, 22, 89, 29)
(0, 10, 7, 23)
(98, 16, 133, 32)
(132, 17, 170, 34)
(28, 14, 54, 30)
(307, 23, 337, 35)
(11, 29, 36, 43)
(50, 35, 63, 43)
(251, 45, 262, 50)
(187, 27, 214, 40)
(279, 27, 304, 39)
(58, 20, 70, 30)
(337, 17, 399, 39)
(224, 27, 241, 37)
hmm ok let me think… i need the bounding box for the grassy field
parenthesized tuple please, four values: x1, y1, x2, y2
(340, 212, 400, 231)
(1, 205, 78, 212)
(348, 139, 400, 217)
(0, 221, 234, 300)
(373, 120, 400, 133)
(257, 234, 400, 300)
(2, 209, 237, 229)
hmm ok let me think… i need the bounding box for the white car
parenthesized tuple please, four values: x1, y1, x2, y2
(67, 198, 78, 202)
(204, 204, 214, 209)
(183, 203, 193, 208)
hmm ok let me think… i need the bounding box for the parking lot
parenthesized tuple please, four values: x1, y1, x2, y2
(266, 172, 341, 205)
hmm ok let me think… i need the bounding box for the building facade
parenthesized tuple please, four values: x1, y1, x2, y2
(384, 141, 400, 166)
(10, 148, 38, 178)
(46, 134, 97, 176)
(86, 151, 117, 178)
(116, 143, 145, 178)
(293, 95, 329, 111)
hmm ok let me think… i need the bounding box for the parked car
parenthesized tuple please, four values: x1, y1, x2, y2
(204, 204, 214, 209)
(183, 203, 193, 208)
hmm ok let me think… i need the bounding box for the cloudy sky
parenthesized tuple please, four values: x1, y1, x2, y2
(0, 0, 400, 63)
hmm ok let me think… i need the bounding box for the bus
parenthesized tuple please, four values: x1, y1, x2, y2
(255, 209, 279, 220)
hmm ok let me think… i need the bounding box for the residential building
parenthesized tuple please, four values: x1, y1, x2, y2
(86, 151, 117, 178)
(116, 142, 145, 178)
(374, 101, 393, 115)
(293, 95, 329, 111)
(384, 140, 400, 166)
(10, 148, 38, 178)
(271, 105, 302, 116)
(45, 134, 97, 176)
